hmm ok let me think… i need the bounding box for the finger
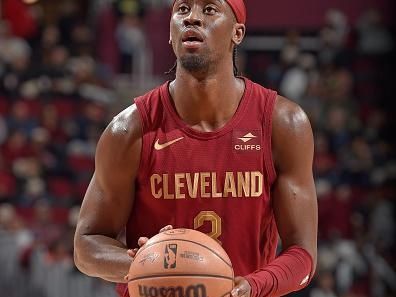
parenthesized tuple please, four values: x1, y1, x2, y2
(127, 249, 134, 257)
(159, 225, 173, 233)
(127, 248, 139, 258)
(231, 287, 248, 297)
(230, 287, 241, 297)
(138, 237, 149, 247)
(232, 277, 250, 297)
(124, 274, 130, 281)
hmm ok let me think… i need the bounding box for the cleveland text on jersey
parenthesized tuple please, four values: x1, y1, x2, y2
(150, 171, 264, 199)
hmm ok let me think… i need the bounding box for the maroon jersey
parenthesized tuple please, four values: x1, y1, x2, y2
(119, 78, 278, 296)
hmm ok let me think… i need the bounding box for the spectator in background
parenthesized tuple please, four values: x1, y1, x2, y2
(0, 21, 10, 77)
(0, 28, 33, 98)
(57, 1, 81, 49)
(1, 0, 38, 39)
(310, 271, 337, 297)
(318, 9, 349, 67)
(0, 114, 7, 145)
(95, 2, 121, 75)
(357, 9, 394, 55)
(114, 0, 152, 83)
(369, 187, 395, 250)
(38, 25, 61, 61)
(0, 204, 34, 295)
(7, 101, 39, 137)
(70, 24, 94, 57)
(116, 13, 151, 84)
(116, 13, 145, 73)
(279, 53, 317, 103)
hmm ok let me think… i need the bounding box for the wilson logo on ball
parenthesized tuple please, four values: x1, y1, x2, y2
(138, 284, 207, 297)
(164, 244, 177, 269)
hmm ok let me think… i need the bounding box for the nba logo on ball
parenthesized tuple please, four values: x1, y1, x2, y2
(164, 244, 177, 269)
(128, 229, 234, 297)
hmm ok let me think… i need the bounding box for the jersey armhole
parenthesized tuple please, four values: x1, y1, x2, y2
(134, 97, 149, 176)
(263, 91, 277, 186)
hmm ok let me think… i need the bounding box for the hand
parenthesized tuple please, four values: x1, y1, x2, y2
(231, 277, 251, 297)
(127, 225, 173, 258)
(124, 225, 173, 281)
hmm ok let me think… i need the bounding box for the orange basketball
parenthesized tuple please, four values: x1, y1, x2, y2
(128, 228, 234, 297)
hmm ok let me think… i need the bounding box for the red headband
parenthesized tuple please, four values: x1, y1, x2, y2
(226, 0, 246, 24)
(172, 0, 246, 24)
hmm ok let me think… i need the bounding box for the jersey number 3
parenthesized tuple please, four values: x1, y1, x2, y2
(193, 211, 222, 244)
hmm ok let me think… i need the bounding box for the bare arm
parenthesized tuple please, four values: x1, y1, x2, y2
(272, 95, 317, 272)
(73, 104, 142, 283)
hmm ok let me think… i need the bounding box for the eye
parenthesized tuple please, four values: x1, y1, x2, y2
(203, 5, 217, 15)
(177, 4, 190, 14)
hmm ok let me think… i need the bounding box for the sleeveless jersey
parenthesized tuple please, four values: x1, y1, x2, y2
(117, 78, 278, 297)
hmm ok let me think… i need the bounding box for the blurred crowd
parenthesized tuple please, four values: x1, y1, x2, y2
(0, 1, 395, 297)
(250, 9, 395, 297)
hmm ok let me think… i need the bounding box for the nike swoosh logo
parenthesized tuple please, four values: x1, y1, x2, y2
(154, 137, 184, 150)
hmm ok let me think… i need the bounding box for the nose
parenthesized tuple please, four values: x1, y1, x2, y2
(183, 7, 203, 27)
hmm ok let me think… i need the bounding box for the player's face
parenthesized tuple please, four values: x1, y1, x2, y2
(170, 0, 238, 74)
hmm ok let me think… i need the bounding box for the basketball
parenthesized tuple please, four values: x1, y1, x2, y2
(127, 228, 234, 297)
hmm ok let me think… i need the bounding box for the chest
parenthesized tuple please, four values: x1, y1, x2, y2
(140, 127, 270, 200)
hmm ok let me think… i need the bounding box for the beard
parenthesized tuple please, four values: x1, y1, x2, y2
(179, 53, 212, 74)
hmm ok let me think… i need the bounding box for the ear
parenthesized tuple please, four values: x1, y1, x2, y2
(232, 23, 246, 46)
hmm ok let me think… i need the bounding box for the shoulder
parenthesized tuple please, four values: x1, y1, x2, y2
(272, 96, 314, 171)
(273, 95, 311, 136)
(97, 104, 142, 160)
(107, 104, 141, 141)
(108, 104, 141, 138)
(102, 83, 165, 145)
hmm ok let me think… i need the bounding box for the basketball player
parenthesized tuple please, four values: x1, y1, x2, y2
(74, 1, 318, 297)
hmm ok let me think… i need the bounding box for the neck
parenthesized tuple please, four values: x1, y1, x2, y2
(170, 62, 245, 132)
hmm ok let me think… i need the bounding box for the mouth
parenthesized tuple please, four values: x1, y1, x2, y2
(182, 36, 203, 43)
(181, 30, 204, 48)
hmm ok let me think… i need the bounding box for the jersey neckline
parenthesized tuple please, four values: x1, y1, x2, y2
(159, 77, 252, 140)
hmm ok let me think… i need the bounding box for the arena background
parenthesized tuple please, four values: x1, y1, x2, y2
(0, 1, 395, 297)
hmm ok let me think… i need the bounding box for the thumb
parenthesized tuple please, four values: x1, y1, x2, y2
(159, 225, 173, 233)
(138, 237, 149, 247)
(231, 277, 250, 297)
(231, 286, 244, 297)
